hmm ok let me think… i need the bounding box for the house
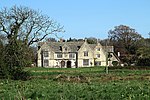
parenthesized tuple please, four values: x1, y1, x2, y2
(37, 39, 119, 68)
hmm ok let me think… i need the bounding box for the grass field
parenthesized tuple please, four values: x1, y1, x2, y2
(0, 66, 150, 100)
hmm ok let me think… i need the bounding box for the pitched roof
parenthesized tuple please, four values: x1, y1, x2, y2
(102, 46, 114, 52)
(46, 41, 84, 52)
(38, 41, 114, 52)
(89, 44, 97, 50)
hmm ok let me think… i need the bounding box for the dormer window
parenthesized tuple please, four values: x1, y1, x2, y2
(96, 54, 100, 58)
(65, 47, 67, 51)
(43, 51, 49, 57)
(84, 51, 88, 56)
(97, 48, 100, 51)
(77, 46, 81, 50)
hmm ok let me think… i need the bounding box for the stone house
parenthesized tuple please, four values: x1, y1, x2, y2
(37, 39, 119, 68)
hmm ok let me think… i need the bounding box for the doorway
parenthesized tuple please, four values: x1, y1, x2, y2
(61, 61, 65, 68)
(67, 61, 71, 68)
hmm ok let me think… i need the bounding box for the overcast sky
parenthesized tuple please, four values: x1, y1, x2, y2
(1, 0, 150, 39)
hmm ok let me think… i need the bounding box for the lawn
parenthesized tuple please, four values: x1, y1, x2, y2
(0, 66, 150, 100)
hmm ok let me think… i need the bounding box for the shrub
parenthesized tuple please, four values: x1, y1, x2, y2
(112, 61, 119, 66)
(10, 67, 31, 81)
(0, 65, 10, 79)
(0, 65, 30, 80)
(136, 58, 150, 66)
(0, 40, 32, 80)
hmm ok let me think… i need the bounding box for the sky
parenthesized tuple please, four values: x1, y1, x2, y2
(0, 0, 150, 39)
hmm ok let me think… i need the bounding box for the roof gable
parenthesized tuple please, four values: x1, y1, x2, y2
(43, 41, 84, 52)
(62, 43, 71, 52)
(38, 40, 113, 53)
(78, 40, 93, 52)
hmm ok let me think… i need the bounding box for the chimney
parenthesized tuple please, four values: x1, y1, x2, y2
(118, 52, 120, 57)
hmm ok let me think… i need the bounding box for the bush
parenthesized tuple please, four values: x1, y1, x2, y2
(0, 65, 30, 80)
(10, 67, 31, 81)
(136, 58, 150, 66)
(108, 66, 150, 70)
(0, 65, 10, 79)
(0, 40, 32, 80)
(112, 61, 119, 66)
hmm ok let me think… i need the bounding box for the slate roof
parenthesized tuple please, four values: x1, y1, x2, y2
(38, 41, 113, 52)
(46, 41, 84, 52)
(89, 44, 97, 50)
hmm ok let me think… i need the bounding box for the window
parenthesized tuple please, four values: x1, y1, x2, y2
(77, 46, 81, 50)
(83, 59, 89, 66)
(57, 53, 62, 58)
(96, 54, 100, 58)
(84, 51, 88, 56)
(59, 46, 62, 51)
(69, 53, 75, 58)
(97, 48, 100, 51)
(43, 51, 49, 57)
(65, 47, 67, 51)
(95, 61, 101, 66)
(44, 59, 49, 66)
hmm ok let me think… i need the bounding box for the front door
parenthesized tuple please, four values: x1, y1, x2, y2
(67, 61, 71, 68)
(61, 61, 65, 68)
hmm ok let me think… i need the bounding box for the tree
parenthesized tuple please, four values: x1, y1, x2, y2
(0, 6, 64, 80)
(136, 38, 150, 66)
(0, 6, 64, 46)
(86, 37, 97, 44)
(108, 25, 143, 65)
(46, 37, 57, 42)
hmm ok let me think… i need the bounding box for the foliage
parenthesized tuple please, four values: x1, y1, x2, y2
(108, 25, 143, 65)
(46, 37, 57, 42)
(11, 67, 31, 80)
(1, 67, 150, 99)
(136, 58, 150, 66)
(136, 43, 150, 66)
(108, 25, 143, 51)
(137, 45, 150, 57)
(0, 6, 64, 46)
(67, 37, 78, 42)
(0, 5, 63, 80)
(112, 61, 118, 66)
(86, 37, 97, 44)
(0, 39, 8, 79)
(108, 66, 150, 70)
(0, 40, 31, 80)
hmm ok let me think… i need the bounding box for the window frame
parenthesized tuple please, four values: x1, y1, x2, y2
(83, 59, 89, 66)
(64, 47, 67, 51)
(95, 61, 101, 66)
(69, 53, 75, 58)
(84, 51, 88, 56)
(96, 54, 100, 58)
(57, 53, 62, 58)
(43, 59, 49, 66)
(43, 51, 49, 57)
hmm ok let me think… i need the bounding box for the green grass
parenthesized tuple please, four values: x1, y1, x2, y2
(1, 66, 150, 100)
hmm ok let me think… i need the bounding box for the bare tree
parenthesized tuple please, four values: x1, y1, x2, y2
(0, 6, 64, 80)
(108, 25, 143, 53)
(0, 6, 64, 46)
(108, 25, 143, 65)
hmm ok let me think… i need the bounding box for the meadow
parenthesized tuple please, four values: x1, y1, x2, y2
(0, 66, 150, 100)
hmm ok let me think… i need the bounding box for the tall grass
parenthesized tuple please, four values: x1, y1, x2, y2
(1, 66, 150, 99)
